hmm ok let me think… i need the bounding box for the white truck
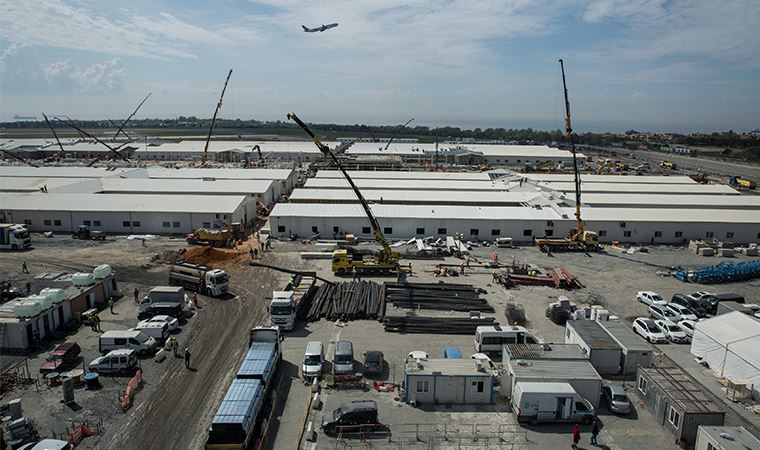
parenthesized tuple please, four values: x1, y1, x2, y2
(168, 262, 229, 297)
(0, 224, 32, 250)
(138, 286, 186, 314)
(512, 382, 596, 424)
(269, 276, 316, 331)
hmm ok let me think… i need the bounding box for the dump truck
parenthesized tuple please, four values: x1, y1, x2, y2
(186, 227, 234, 247)
(730, 176, 756, 190)
(269, 275, 316, 331)
(0, 224, 31, 250)
(169, 262, 230, 297)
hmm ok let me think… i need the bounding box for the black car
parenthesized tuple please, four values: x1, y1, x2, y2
(322, 400, 378, 435)
(137, 302, 184, 320)
(705, 294, 745, 315)
(363, 351, 384, 375)
(671, 294, 707, 318)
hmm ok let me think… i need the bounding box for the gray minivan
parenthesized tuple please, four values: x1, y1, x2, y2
(333, 340, 354, 375)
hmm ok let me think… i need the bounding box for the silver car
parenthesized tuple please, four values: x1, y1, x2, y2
(602, 384, 631, 414)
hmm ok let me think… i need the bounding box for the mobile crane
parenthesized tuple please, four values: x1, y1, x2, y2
(287, 112, 411, 275)
(534, 59, 599, 252)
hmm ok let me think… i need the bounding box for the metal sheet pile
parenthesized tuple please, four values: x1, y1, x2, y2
(305, 281, 384, 321)
(383, 315, 497, 334)
(383, 282, 494, 312)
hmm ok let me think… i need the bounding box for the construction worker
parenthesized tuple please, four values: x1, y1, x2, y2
(90, 315, 97, 332)
(95, 315, 102, 332)
(170, 337, 178, 357)
(460, 262, 465, 275)
(192, 293, 199, 309)
(133, 288, 139, 303)
(492, 271, 498, 282)
(184, 348, 191, 369)
(22, 261, 29, 274)
(108, 298, 114, 314)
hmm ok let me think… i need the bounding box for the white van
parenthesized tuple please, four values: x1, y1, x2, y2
(474, 325, 537, 353)
(302, 341, 324, 381)
(512, 382, 595, 424)
(89, 349, 139, 375)
(333, 340, 354, 375)
(99, 330, 157, 355)
(133, 322, 170, 343)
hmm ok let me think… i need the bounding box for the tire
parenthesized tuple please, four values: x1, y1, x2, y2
(11, 244, 18, 250)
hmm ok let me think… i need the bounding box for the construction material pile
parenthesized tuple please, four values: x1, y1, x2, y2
(676, 260, 760, 284)
(383, 315, 496, 334)
(496, 265, 582, 290)
(551, 267, 584, 289)
(384, 282, 494, 312)
(306, 281, 383, 321)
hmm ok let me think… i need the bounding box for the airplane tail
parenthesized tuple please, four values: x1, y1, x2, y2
(302, 25, 309, 31)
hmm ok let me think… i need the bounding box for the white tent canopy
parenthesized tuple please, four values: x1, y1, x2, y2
(691, 312, 760, 396)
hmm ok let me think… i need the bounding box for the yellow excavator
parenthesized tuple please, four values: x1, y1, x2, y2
(534, 59, 599, 252)
(288, 113, 411, 275)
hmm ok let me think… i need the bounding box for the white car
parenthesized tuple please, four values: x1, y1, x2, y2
(678, 320, 696, 338)
(654, 319, 689, 343)
(138, 314, 179, 331)
(637, 291, 667, 306)
(633, 317, 667, 344)
(664, 303, 698, 322)
(687, 291, 715, 302)
(648, 304, 679, 321)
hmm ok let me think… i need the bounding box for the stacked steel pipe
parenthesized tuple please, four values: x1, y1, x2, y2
(383, 282, 494, 312)
(306, 281, 384, 321)
(383, 316, 497, 334)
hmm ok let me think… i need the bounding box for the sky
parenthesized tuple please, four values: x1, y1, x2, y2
(1, 0, 759, 133)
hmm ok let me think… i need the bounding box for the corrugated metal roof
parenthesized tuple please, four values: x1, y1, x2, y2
(598, 320, 654, 352)
(303, 178, 517, 191)
(698, 426, 760, 450)
(568, 320, 621, 349)
(540, 181, 738, 195)
(584, 193, 760, 209)
(0, 192, 246, 213)
(580, 207, 760, 224)
(138, 140, 333, 154)
(99, 177, 272, 194)
(288, 188, 540, 204)
(0, 167, 132, 178)
(271, 203, 561, 220)
(526, 174, 697, 184)
(641, 365, 724, 414)
(409, 358, 491, 376)
(145, 167, 292, 181)
(0, 177, 96, 192)
(506, 343, 588, 360)
(345, 142, 582, 159)
(510, 359, 601, 380)
(315, 170, 492, 181)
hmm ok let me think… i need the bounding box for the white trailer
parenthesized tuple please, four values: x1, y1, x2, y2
(512, 381, 596, 424)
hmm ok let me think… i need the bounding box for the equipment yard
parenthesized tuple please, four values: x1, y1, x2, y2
(2, 233, 759, 449)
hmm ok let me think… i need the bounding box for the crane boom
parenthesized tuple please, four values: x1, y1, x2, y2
(202, 69, 233, 164)
(114, 92, 151, 141)
(383, 118, 414, 151)
(54, 117, 130, 165)
(559, 59, 584, 234)
(42, 113, 66, 158)
(287, 112, 393, 262)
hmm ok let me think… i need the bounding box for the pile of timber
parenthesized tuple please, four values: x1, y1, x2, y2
(383, 316, 496, 334)
(306, 281, 384, 322)
(384, 282, 494, 312)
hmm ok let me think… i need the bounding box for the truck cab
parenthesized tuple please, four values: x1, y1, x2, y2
(270, 291, 296, 330)
(205, 269, 229, 296)
(0, 224, 32, 250)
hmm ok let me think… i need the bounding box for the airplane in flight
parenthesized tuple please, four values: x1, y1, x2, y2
(302, 23, 338, 33)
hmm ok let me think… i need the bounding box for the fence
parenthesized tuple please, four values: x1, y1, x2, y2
(119, 369, 144, 411)
(335, 423, 530, 449)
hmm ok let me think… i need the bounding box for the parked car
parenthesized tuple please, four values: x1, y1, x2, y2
(40, 342, 81, 374)
(670, 294, 707, 318)
(654, 319, 689, 343)
(704, 294, 745, 315)
(406, 351, 429, 362)
(648, 304, 679, 322)
(664, 303, 698, 322)
(637, 291, 666, 306)
(687, 291, 716, 303)
(322, 400, 379, 436)
(362, 351, 384, 375)
(678, 320, 696, 338)
(633, 317, 667, 343)
(601, 384, 631, 414)
(139, 314, 179, 331)
(88, 349, 138, 375)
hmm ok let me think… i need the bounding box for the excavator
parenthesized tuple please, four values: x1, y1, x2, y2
(534, 59, 599, 252)
(287, 112, 411, 275)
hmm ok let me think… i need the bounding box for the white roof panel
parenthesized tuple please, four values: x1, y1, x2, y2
(145, 167, 292, 181)
(136, 140, 334, 154)
(0, 177, 96, 192)
(271, 203, 561, 220)
(526, 174, 697, 184)
(584, 193, 760, 209)
(99, 177, 272, 195)
(0, 167, 132, 178)
(289, 188, 540, 204)
(304, 178, 516, 191)
(541, 181, 738, 195)
(0, 192, 246, 213)
(581, 207, 760, 223)
(694, 312, 760, 346)
(314, 170, 492, 181)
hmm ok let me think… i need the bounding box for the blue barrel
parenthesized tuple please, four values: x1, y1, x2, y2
(84, 372, 100, 389)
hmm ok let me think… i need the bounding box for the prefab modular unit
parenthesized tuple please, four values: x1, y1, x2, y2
(695, 426, 760, 450)
(404, 358, 494, 405)
(504, 358, 603, 408)
(598, 320, 654, 377)
(564, 320, 622, 375)
(636, 366, 725, 447)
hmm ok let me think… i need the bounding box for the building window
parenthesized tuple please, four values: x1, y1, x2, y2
(416, 380, 430, 393)
(546, 221, 554, 227)
(620, 222, 626, 228)
(163, 222, 171, 228)
(203, 222, 211, 228)
(470, 228, 479, 236)
(362, 226, 371, 234)
(122, 221, 130, 227)
(83, 220, 91, 226)
(277, 225, 285, 233)
(638, 376, 647, 394)
(93, 220, 100, 226)
(491, 229, 500, 236)
(438, 228, 447, 234)
(471, 381, 485, 393)
(333, 226, 339, 233)
(44, 220, 52, 226)
(312, 226, 319, 233)
(215, 214, 220, 219)
(706, 231, 714, 238)
(599, 230, 607, 237)
(172, 222, 180, 228)
(726, 232, 734, 239)
(416, 228, 425, 235)
(54, 219, 61, 226)
(668, 407, 680, 428)
(23, 219, 31, 225)
(544, 229, 554, 237)
(383, 227, 393, 234)
(654, 231, 662, 238)
(132, 221, 140, 227)
(623, 231, 632, 237)
(523, 229, 532, 237)
(675, 231, 682, 238)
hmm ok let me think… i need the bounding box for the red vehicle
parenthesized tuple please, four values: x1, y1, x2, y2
(40, 342, 82, 374)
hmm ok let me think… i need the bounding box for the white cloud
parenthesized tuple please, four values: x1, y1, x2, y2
(44, 58, 126, 92)
(0, 42, 29, 72)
